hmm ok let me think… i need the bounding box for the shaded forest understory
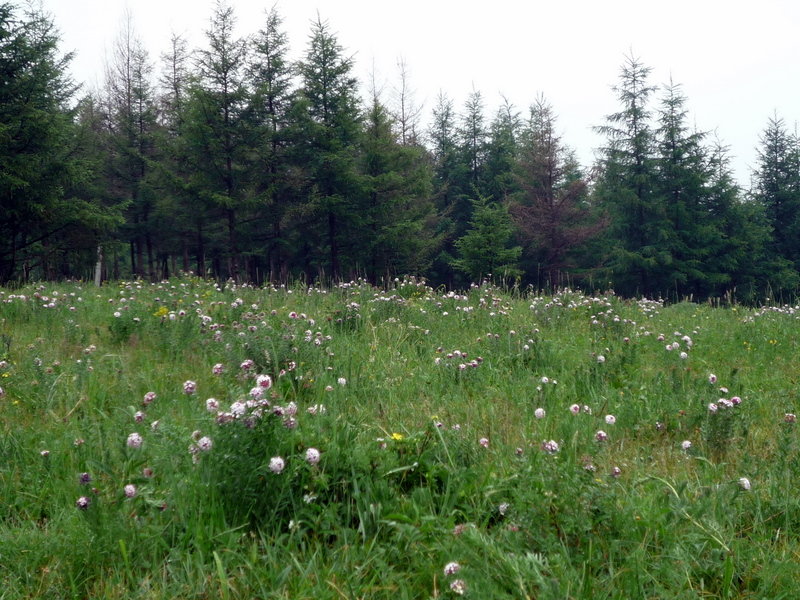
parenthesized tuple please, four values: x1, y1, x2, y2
(2, 1, 800, 301)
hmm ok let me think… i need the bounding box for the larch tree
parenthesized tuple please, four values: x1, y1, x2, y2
(510, 96, 602, 289)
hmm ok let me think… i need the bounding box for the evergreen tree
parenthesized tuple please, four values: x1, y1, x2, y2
(0, 3, 115, 282)
(292, 15, 363, 281)
(483, 97, 522, 201)
(458, 90, 488, 188)
(360, 89, 437, 282)
(154, 32, 197, 276)
(246, 6, 295, 282)
(593, 54, 667, 297)
(751, 116, 800, 274)
(451, 195, 521, 282)
(705, 138, 792, 301)
(653, 80, 718, 297)
(426, 92, 469, 286)
(184, 0, 252, 281)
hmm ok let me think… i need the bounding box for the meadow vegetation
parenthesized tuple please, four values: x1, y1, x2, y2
(1, 275, 799, 599)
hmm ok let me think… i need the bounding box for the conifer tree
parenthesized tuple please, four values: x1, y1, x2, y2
(184, 0, 252, 281)
(101, 9, 159, 279)
(511, 97, 601, 288)
(593, 54, 667, 297)
(360, 89, 436, 282)
(451, 195, 521, 282)
(752, 116, 800, 274)
(0, 3, 114, 282)
(247, 6, 295, 282)
(292, 15, 363, 281)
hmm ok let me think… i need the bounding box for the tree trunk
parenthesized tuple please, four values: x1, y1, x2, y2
(94, 245, 103, 287)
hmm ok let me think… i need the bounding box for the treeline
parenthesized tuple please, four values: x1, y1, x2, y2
(2, 1, 800, 301)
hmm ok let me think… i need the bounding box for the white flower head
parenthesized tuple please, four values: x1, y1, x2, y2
(269, 456, 285, 474)
(306, 447, 321, 465)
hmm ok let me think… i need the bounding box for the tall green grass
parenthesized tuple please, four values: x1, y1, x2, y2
(1, 277, 799, 598)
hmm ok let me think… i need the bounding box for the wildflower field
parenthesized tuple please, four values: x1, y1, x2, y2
(2, 277, 800, 599)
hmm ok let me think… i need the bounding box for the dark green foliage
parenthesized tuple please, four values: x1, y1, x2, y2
(451, 195, 522, 281)
(5, 4, 800, 298)
(751, 116, 800, 281)
(291, 16, 363, 281)
(0, 3, 120, 282)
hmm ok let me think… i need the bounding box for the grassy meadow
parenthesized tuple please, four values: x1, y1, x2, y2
(1, 276, 800, 599)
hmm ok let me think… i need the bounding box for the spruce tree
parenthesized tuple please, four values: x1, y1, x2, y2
(752, 116, 800, 275)
(593, 54, 667, 297)
(184, 0, 252, 281)
(247, 6, 295, 282)
(0, 3, 112, 282)
(292, 15, 363, 281)
(451, 195, 521, 282)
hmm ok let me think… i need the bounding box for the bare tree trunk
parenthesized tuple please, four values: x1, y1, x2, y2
(94, 245, 103, 287)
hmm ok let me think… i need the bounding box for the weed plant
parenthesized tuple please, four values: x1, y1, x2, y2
(1, 277, 800, 598)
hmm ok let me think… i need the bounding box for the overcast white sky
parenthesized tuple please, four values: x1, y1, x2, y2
(39, 0, 800, 188)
